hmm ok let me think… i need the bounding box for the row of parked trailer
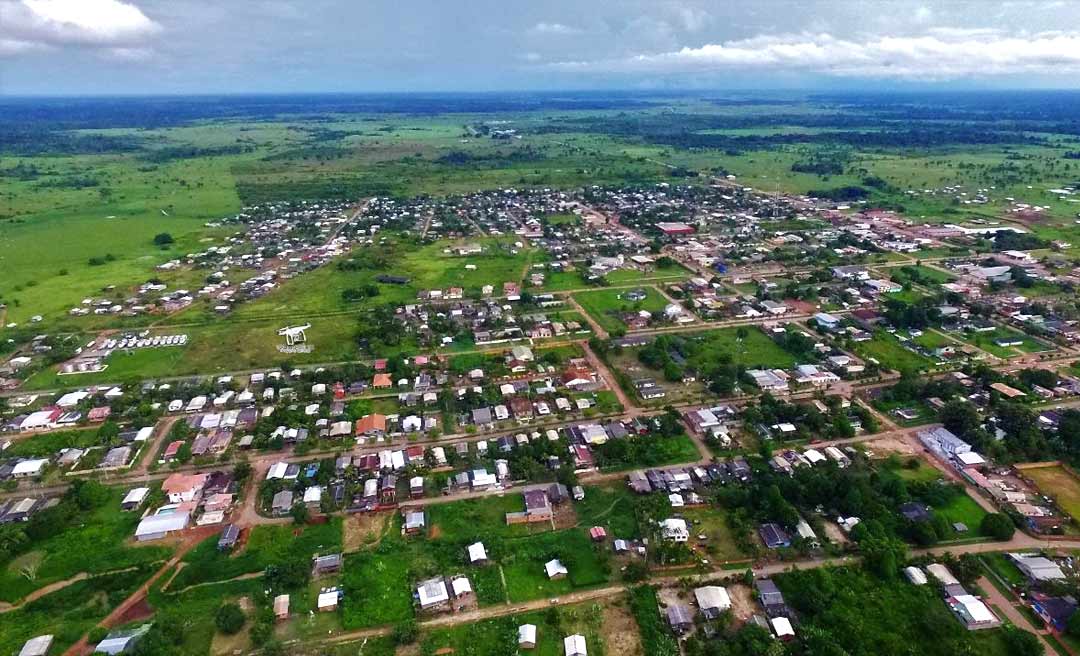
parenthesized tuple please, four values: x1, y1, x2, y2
(103, 334, 188, 350)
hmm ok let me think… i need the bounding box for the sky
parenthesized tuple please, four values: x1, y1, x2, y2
(3, 0, 1080, 95)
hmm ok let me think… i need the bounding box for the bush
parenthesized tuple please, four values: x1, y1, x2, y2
(153, 232, 175, 246)
(88, 627, 109, 644)
(215, 602, 246, 634)
(392, 620, 419, 645)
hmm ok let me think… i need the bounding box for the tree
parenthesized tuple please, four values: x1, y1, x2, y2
(153, 232, 175, 246)
(1000, 627, 1044, 656)
(215, 603, 245, 634)
(939, 400, 981, 439)
(290, 503, 309, 525)
(1067, 610, 1080, 637)
(980, 513, 1015, 540)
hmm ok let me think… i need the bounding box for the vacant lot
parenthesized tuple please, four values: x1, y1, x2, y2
(573, 287, 669, 333)
(854, 331, 934, 373)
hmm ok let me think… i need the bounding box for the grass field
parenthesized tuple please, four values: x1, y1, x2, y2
(0, 487, 172, 604)
(573, 485, 641, 539)
(169, 519, 342, 590)
(686, 327, 800, 370)
(958, 326, 1052, 357)
(854, 331, 934, 373)
(680, 506, 749, 562)
(0, 566, 154, 654)
(932, 492, 990, 534)
(573, 287, 669, 333)
(1021, 464, 1080, 523)
(419, 596, 619, 656)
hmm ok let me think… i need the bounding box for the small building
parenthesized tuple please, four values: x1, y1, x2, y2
(218, 524, 240, 551)
(903, 566, 928, 585)
(564, 634, 588, 656)
(545, 559, 568, 579)
(518, 624, 537, 649)
(694, 586, 732, 618)
(771, 616, 795, 640)
(273, 594, 290, 621)
(94, 624, 150, 655)
(18, 635, 53, 656)
(121, 487, 150, 511)
(667, 604, 694, 634)
(468, 541, 488, 564)
(318, 588, 340, 612)
(271, 490, 294, 516)
(134, 510, 189, 541)
(417, 577, 450, 610)
(313, 553, 343, 576)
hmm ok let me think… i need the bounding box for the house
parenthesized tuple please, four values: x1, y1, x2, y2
(271, 490, 294, 515)
(564, 634, 588, 656)
(545, 559, 568, 579)
(1032, 593, 1078, 632)
(417, 577, 450, 610)
(121, 487, 149, 511)
(771, 617, 795, 641)
(695, 586, 731, 619)
(667, 604, 694, 634)
(904, 566, 928, 585)
(18, 635, 53, 656)
(518, 624, 537, 649)
(759, 522, 791, 549)
(660, 518, 689, 542)
(11, 458, 48, 479)
(468, 542, 488, 564)
(318, 588, 340, 612)
(404, 510, 426, 534)
(355, 414, 387, 437)
(218, 524, 240, 551)
(313, 553, 343, 576)
(900, 502, 932, 523)
(161, 472, 210, 503)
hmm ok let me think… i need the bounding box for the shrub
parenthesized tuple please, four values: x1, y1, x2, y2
(215, 602, 245, 634)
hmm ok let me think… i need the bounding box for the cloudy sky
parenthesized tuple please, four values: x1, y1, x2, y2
(2, 0, 1080, 95)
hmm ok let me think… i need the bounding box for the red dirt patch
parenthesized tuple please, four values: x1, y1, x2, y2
(114, 597, 154, 625)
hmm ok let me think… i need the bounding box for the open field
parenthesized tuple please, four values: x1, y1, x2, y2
(1020, 463, 1080, 523)
(0, 486, 172, 604)
(572, 287, 669, 333)
(854, 331, 935, 373)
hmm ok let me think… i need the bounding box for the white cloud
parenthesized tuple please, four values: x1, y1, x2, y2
(529, 22, 582, 36)
(548, 30, 1080, 80)
(0, 0, 160, 56)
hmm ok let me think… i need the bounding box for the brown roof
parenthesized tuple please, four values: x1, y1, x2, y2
(355, 414, 387, 434)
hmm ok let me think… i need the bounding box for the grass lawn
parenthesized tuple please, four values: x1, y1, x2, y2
(982, 552, 1026, 587)
(680, 506, 749, 561)
(0, 487, 171, 604)
(1022, 464, 1080, 523)
(425, 493, 545, 542)
(170, 519, 342, 590)
(854, 331, 934, 373)
(892, 460, 944, 483)
(3, 428, 103, 457)
(932, 492, 989, 533)
(574, 485, 641, 538)
(958, 326, 1052, 358)
(500, 529, 611, 603)
(419, 596, 615, 656)
(685, 327, 800, 370)
(572, 287, 668, 333)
